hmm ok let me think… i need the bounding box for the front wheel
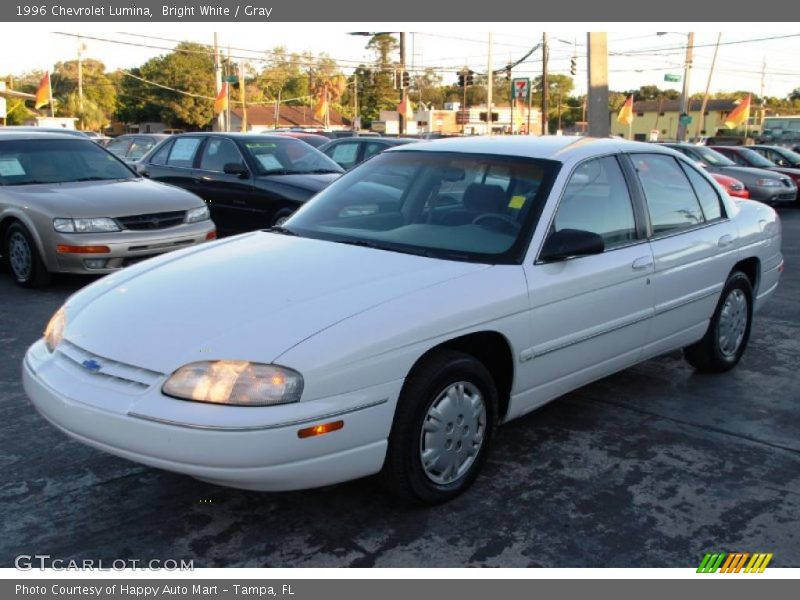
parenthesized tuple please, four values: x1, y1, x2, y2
(4, 223, 51, 288)
(684, 271, 753, 373)
(380, 350, 498, 505)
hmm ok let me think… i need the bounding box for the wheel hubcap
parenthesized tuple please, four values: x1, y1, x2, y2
(718, 288, 748, 358)
(419, 381, 486, 485)
(8, 232, 32, 280)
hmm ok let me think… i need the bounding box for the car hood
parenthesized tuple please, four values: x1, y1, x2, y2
(255, 173, 340, 199)
(1, 178, 204, 217)
(64, 232, 489, 373)
(715, 165, 791, 183)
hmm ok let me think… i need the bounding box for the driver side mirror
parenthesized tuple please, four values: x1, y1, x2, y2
(540, 229, 605, 262)
(223, 162, 249, 178)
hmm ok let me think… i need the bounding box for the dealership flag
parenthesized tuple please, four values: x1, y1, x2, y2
(397, 95, 414, 121)
(34, 71, 51, 109)
(724, 95, 751, 129)
(313, 88, 328, 122)
(213, 83, 228, 114)
(617, 95, 634, 125)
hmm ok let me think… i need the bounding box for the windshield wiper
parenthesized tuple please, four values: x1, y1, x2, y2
(295, 169, 342, 174)
(70, 176, 119, 182)
(5, 180, 51, 186)
(260, 169, 296, 175)
(265, 226, 298, 236)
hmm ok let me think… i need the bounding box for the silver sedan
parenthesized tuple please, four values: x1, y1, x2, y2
(0, 132, 216, 287)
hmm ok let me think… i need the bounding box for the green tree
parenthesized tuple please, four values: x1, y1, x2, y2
(51, 59, 117, 129)
(356, 34, 401, 126)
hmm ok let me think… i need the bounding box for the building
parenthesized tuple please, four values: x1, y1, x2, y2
(373, 103, 541, 136)
(23, 116, 78, 129)
(611, 98, 765, 141)
(229, 105, 348, 132)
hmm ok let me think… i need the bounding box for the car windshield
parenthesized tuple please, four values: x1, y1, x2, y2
(691, 146, 736, 166)
(242, 137, 343, 175)
(281, 150, 560, 264)
(737, 148, 779, 168)
(0, 138, 136, 186)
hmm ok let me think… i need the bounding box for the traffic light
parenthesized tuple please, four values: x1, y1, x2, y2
(402, 71, 410, 88)
(466, 71, 474, 86)
(570, 57, 577, 76)
(457, 72, 465, 88)
(505, 64, 512, 81)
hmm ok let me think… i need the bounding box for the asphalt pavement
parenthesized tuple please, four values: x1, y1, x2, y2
(1, 206, 799, 568)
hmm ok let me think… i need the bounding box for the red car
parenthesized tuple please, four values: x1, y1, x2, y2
(710, 173, 750, 199)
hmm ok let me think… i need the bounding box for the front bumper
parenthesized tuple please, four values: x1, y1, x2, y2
(746, 184, 797, 203)
(43, 220, 216, 275)
(23, 340, 395, 491)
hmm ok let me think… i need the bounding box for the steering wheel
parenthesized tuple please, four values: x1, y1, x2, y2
(472, 213, 521, 234)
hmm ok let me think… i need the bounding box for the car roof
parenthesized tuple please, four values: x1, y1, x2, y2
(0, 131, 90, 141)
(0, 127, 89, 137)
(391, 135, 671, 161)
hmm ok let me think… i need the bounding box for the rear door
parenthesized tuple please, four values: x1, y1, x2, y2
(144, 135, 203, 192)
(629, 152, 739, 359)
(194, 137, 257, 235)
(326, 141, 362, 170)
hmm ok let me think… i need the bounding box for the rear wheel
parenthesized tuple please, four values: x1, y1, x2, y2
(684, 271, 753, 373)
(380, 350, 498, 505)
(4, 222, 50, 288)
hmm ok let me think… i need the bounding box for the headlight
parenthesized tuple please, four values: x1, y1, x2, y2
(53, 218, 121, 233)
(185, 206, 210, 223)
(755, 178, 780, 187)
(162, 361, 303, 406)
(44, 306, 66, 353)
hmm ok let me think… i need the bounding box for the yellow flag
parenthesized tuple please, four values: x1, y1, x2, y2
(313, 88, 328, 122)
(724, 95, 751, 129)
(617, 95, 634, 125)
(213, 83, 228, 114)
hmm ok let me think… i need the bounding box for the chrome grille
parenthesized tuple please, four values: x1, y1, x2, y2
(116, 211, 186, 230)
(56, 340, 164, 392)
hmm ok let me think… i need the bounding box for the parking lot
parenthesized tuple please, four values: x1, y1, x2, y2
(1, 205, 798, 568)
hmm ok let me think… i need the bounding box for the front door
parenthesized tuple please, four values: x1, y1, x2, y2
(513, 154, 655, 419)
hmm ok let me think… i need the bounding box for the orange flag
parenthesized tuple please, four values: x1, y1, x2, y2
(214, 83, 228, 114)
(724, 95, 751, 129)
(34, 71, 51, 109)
(397, 95, 414, 121)
(617, 95, 634, 125)
(313, 88, 328, 122)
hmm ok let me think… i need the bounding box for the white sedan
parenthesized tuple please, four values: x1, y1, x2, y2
(23, 137, 783, 504)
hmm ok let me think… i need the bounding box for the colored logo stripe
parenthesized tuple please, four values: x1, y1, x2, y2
(697, 553, 773, 573)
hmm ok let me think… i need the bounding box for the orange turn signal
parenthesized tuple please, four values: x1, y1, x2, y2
(56, 245, 110, 254)
(297, 420, 344, 439)
(205, 231, 217, 240)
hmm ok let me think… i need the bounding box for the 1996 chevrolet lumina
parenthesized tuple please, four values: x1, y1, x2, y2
(23, 137, 783, 504)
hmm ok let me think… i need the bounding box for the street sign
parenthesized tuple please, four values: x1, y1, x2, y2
(664, 73, 681, 82)
(223, 75, 239, 84)
(456, 110, 470, 125)
(679, 114, 693, 125)
(511, 77, 530, 101)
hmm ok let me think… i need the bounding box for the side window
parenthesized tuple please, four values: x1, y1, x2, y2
(328, 142, 360, 169)
(632, 154, 705, 234)
(149, 140, 173, 165)
(725, 151, 746, 166)
(105, 138, 131, 158)
(553, 156, 637, 249)
(681, 163, 724, 221)
(166, 137, 202, 168)
(362, 142, 387, 161)
(198, 138, 243, 172)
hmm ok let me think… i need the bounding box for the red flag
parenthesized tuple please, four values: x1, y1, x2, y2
(724, 95, 751, 129)
(214, 83, 228, 114)
(35, 71, 51, 109)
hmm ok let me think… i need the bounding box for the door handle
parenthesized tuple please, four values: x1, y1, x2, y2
(632, 256, 654, 270)
(718, 234, 734, 248)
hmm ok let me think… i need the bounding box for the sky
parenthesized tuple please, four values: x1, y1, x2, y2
(1, 22, 799, 100)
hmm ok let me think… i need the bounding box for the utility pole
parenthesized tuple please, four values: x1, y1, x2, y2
(557, 89, 562, 132)
(77, 36, 84, 130)
(239, 62, 247, 132)
(213, 33, 223, 132)
(399, 32, 407, 135)
(353, 72, 359, 132)
(226, 45, 232, 132)
(541, 32, 549, 135)
(696, 33, 721, 141)
(487, 32, 493, 136)
(586, 32, 609, 138)
(676, 32, 695, 142)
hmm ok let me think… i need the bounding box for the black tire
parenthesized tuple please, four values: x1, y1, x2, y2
(380, 349, 498, 505)
(4, 222, 51, 288)
(271, 209, 294, 227)
(684, 271, 753, 373)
